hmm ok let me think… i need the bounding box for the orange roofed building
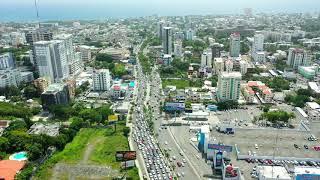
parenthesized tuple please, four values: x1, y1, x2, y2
(0, 160, 26, 180)
(242, 81, 273, 103)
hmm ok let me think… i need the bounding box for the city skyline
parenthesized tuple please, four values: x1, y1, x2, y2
(1, 0, 320, 22)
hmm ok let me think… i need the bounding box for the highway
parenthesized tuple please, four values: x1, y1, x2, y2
(147, 65, 201, 180)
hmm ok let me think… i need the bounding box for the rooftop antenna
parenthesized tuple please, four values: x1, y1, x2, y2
(34, 0, 40, 28)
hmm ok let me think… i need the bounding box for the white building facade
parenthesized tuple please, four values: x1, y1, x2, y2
(287, 48, 310, 70)
(92, 69, 111, 91)
(230, 33, 241, 57)
(217, 72, 242, 102)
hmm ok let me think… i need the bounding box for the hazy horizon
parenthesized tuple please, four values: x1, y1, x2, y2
(1, 0, 320, 22)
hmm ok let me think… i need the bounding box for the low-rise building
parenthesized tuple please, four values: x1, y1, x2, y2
(0, 68, 21, 88)
(298, 65, 319, 80)
(305, 102, 320, 121)
(34, 77, 50, 94)
(28, 123, 60, 136)
(308, 82, 320, 96)
(243, 81, 273, 103)
(20, 71, 34, 83)
(41, 83, 70, 110)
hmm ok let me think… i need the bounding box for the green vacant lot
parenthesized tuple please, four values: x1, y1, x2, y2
(35, 122, 138, 179)
(162, 79, 190, 89)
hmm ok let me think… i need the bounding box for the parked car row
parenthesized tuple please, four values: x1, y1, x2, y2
(245, 158, 320, 167)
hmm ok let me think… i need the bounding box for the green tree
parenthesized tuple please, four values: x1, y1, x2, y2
(24, 84, 39, 99)
(26, 143, 43, 161)
(96, 53, 114, 63)
(123, 127, 130, 137)
(0, 137, 9, 152)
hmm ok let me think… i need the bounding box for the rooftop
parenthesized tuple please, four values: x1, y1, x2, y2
(220, 71, 242, 79)
(45, 83, 65, 93)
(306, 102, 320, 110)
(0, 160, 26, 180)
(257, 166, 291, 180)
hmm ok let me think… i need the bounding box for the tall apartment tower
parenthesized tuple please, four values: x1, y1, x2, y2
(34, 40, 69, 83)
(56, 34, 83, 75)
(158, 21, 165, 40)
(217, 72, 242, 102)
(25, 30, 53, 65)
(252, 33, 264, 53)
(287, 48, 310, 70)
(201, 49, 213, 68)
(162, 27, 173, 55)
(211, 43, 223, 58)
(229, 33, 241, 58)
(93, 69, 111, 91)
(174, 40, 183, 58)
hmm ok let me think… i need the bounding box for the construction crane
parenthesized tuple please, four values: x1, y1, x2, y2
(34, 0, 40, 28)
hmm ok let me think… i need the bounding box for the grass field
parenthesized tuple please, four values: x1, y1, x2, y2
(35, 121, 139, 180)
(162, 79, 190, 89)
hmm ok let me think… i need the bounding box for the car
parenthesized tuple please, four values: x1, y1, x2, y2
(177, 162, 182, 167)
(304, 145, 309, 149)
(294, 144, 299, 149)
(179, 151, 184, 156)
(182, 159, 186, 163)
(255, 144, 259, 149)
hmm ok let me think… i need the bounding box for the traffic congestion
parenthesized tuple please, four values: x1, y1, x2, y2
(132, 62, 173, 180)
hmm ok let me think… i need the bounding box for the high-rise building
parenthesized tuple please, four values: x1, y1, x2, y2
(287, 48, 310, 70)
(93, 69, 111, 91)
(41, 83, 70, 110)
(158, 21, 165, 40)
(225, 59, 234, 72)
(56, 34, 83, 75)
(79, 45, 92, 62)
(211, 43, 223, 58)
(185, 29, 194, 41)
(230, 33, 241, 58)
(217, 72, 242, 102)
(252, 33, 264, 53)
(0, 53, 15, 70)
(55, 34, 74, 64)
(34, 40, 69, 83)
(162, 27, 173, 54)
(69, 52, 84, 75)
(201, 49, 213, 68)
(174, 40, 183, 58)
(213, 58, 225, 75)
(34, 77, 50, 94)
(239, 60, 248, 75)
(25, 30, 53, 65)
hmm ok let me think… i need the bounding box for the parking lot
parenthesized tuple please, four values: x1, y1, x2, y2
(216, 104, 305, 130)
(212, 128, 320, 159)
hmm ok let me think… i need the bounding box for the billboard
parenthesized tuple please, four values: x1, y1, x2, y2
(115, 151, 136, 161)
(108, 115, 119, 123)
(215, 151, 223, 167)
(121, 160, 135, 168)
(208, 144, 233, 152)
(165, 102, 185, 111)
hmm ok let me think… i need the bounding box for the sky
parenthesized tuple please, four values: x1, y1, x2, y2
(0, 0, 320, 22)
